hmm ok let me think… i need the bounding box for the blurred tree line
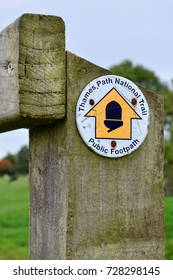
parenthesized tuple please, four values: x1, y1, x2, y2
(110, 60, 173, 194)
(0, 145, 29, 177)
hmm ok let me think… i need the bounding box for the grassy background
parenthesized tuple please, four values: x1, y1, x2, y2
(0, 177, 172, 259)
(0, 177, 29, 259)
(165, 196, 173, 259)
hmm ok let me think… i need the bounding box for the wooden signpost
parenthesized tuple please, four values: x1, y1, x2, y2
(0, 14, 164, 259)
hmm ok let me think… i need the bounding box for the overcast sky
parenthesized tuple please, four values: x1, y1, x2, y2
(0, 0, 173, 158)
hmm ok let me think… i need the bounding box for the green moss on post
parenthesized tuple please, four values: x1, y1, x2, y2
(65, 52, 164, 259)
(29, 51, 164, 260)
(0, 14, 66, 133)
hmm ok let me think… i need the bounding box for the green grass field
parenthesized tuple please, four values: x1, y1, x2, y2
(0, 177, 173, 259)
(0, 176, 29, 259)
(165, 196, 173, 259)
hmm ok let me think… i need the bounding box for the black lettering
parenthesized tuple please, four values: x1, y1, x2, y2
(68, 266, 74, 275)
(139, 98, 144, 104)
(13, 269, 17, 276)
(47, 269, 53, 275)
(89, 138, 108, 154)
(89, 138, 94, 143)
(38, 269, 44, 275)
(78, 107, 84, 111)
(96, 80, 101, 87)
(111, 139, 139, 156)
(79, 102, 85, 108)
(57, 269, 63, 275)
(115, 78, 120, 84)
(53, 268, 58, 275)
(132, 139, 139, 146)
(84, 92, 90, 98)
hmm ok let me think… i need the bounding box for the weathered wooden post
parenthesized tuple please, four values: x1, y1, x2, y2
(0, 14, 164, 260)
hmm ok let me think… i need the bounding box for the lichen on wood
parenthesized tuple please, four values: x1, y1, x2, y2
(0, 14, 66, 133)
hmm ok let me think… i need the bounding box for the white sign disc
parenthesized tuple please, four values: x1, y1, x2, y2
(76, 75, 149, 158)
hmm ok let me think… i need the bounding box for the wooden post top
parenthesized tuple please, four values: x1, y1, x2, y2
(0, 14, 66, 133)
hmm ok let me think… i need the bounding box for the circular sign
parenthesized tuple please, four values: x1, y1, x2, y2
(76, 75, 149, 158)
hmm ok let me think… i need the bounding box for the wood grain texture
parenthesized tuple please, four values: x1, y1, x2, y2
(29, 51, 164, 260)
(29, 120, 67, 260)
(0, 14, 65, 133)
(66, 52, 164, 259)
